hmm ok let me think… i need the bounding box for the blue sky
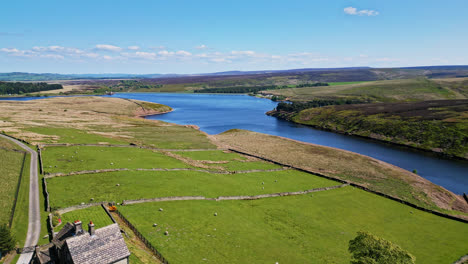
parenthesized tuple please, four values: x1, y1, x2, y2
(1, 0, 467, 74)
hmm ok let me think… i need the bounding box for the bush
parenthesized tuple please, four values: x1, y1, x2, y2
(349, 231, 415, 264)
(0, 224, 16, 255)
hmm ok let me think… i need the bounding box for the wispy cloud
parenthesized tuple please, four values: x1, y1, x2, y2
(0, 44, 405, 68)
(95, 44, 122, 52)
(195, 44, 208, 50)
(344, 7, 379, 16)
(127, 46, 140, 51)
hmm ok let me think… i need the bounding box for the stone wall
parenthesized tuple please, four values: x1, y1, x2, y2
(228, 148, 468, 224)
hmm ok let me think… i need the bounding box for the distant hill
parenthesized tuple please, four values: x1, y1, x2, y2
(1, 65, 468, 81)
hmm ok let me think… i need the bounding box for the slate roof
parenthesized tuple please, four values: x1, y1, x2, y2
(35, 243, 54, 264)
(52, 222, 76, 248)
(65, 223, 130, 264)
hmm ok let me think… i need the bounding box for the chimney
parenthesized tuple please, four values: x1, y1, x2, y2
(88, 221, 95, 236)
(74, 220, 83, 235)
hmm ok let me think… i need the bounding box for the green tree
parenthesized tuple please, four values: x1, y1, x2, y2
(0, 224, 16, 256)
(349, 231, 415, 264)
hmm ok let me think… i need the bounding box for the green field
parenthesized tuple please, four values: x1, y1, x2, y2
(10, 154, 30, 246)
(328, 81, 368, 86)
(173, 150, 282, 171)
(0, 143, 25, 225)
(46, 170, 338, 209)
(42, 146, 192, 174)
(56, 206, 114, 232)
(206, 160, 282, 171)
(118, 187, 468, 264)
(25, 127, 128, 144)
(172, 150, 246, 161)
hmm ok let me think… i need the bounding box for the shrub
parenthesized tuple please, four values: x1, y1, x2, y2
(349, 231, 415, 264)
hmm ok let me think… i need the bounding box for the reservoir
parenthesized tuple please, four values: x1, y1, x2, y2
(111, 93, 468, 194)
(2, 93, 467, 194)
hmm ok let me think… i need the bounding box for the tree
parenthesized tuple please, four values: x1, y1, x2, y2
(349, 231, 415, 264)
(0, 224, 16, 256)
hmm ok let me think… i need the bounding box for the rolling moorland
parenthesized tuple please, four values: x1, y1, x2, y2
(264, 77, 468, 159)
(13, 67, 466, 160)
(0, 96, 467, 263)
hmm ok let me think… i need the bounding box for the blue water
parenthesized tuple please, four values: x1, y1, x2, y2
(2, 93, 467, 194)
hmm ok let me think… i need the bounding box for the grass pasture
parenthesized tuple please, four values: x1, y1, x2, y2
(0, 144, 25, 225)
(215, 129, 468, 214)
(173, 150, 282, 171)
(25, 127, 128, 145)
(56, 206, 114, 232)
(172, 150, 246, 162)
(46, 170, 338, 209)
(42, 146, 192, 174)
(206, 160, 282, 171)
(118, 186, 468, 264)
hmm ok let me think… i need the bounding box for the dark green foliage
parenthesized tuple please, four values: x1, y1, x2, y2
(295, 82, 329, 88)
(195, 85, 281, 94)
(109, 80, 163, 92)
(0, 82, 62, 95)
(196, 83, 329, 94)
(0, 224, 16, 255)
(276, 98, 372, 113)
(349, 231, 415, 264)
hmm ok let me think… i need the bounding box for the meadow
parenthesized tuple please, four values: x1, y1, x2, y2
(42, 146, 193, 174)
(215, 129, 468, 214)
(2, 95, 468, 264)
(56, 206, 114, 232)
(118, 186, 468, 264)
(0, 138, 25, 225)
(46, 170, 338, 209)
(172, 150, 246, 161)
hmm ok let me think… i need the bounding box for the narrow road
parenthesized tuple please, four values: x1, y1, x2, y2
(0, 135, 40, 264)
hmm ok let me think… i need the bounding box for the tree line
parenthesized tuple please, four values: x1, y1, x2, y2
(276, 98, 371, 112)
(0, 82, 62, 95)
(195, 85, 280, 94)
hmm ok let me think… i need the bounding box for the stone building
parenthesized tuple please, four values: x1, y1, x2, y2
(35, 221, 130, 264)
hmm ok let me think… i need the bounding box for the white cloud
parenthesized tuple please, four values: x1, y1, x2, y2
(127, 46, 140, 51)
(158, 50, 175, 56)
(40, 54, 64, 59)
(344, 7, 379, 16)
(95, 44, 122, 52)
(0, 47, 36, 57)
(134, 51, 157, 60)
(195, 44, 208, 50)
(231, 50, 256, 56)
(176, 50, 192, 56)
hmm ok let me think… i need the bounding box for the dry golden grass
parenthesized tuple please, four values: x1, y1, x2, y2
(214, 129, 468, 214)
(0, 97, 212, 148)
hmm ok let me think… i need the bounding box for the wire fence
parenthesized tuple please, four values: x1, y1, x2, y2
(115, 209, 170, 264)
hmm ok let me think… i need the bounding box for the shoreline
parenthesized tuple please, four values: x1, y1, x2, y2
(266, 110, 468, 162)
